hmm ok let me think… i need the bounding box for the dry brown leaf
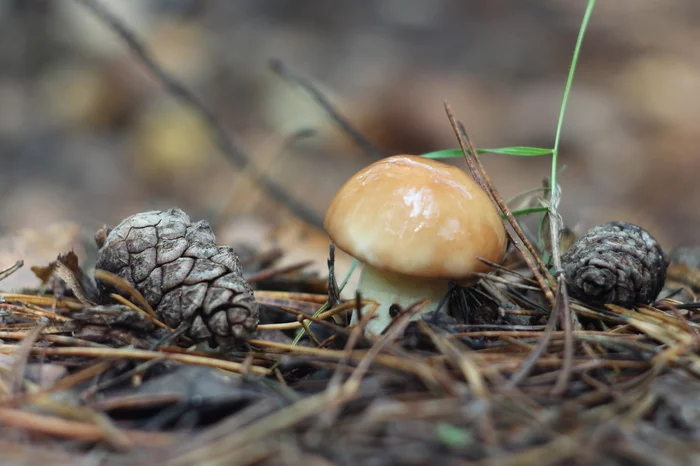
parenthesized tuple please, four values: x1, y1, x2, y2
(0, 223, 91, 292)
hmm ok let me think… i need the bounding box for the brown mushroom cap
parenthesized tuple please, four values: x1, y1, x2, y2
(324, 155, 507, 280)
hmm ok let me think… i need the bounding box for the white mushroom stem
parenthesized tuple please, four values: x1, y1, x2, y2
(352, 263, 450, 337)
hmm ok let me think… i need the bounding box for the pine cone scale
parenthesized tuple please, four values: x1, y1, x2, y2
(227, 307, 248, 324)
(158, 220, 187, 239)
(157, 238, 189, 263)
(185, 260, 226, 284)
(131, 248, 156, 282)
(190, 316, 211, 340)
(141, 268, 163, 303)
(126, 226, 157, 253)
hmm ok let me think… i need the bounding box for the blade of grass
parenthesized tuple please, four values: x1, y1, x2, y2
(551, 0, 596, 187)
(509, 207, 549, 218)
(422, 147, 552, 159)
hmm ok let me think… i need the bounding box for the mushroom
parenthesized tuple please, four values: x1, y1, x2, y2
(324, 155, 507, 337)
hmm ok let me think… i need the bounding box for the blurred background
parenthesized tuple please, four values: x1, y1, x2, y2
(0, 0, 699, 282)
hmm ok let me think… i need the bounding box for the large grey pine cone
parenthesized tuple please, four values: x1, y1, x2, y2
(561, 221, 668, 308)
(94, 208, 259, 347)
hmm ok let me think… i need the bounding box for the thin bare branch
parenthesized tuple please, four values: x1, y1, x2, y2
(270, 59, 385, 160)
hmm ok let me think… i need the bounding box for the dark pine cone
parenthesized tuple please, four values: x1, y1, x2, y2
(561, 221, 668, 308)
(94, 208, 259, 347)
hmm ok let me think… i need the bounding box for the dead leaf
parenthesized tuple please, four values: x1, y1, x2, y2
(0, 223, 92, 292)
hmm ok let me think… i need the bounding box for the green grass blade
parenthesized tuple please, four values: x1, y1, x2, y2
(421, 147, 552, 159)
(421, 149, 481, 159)
(508, 207, 549, 219)
(551, 0, 596, 191)
(487, 147, 553, 156)
(338, 259, 359, 292)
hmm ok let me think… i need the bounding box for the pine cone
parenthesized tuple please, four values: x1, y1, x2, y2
(94, 208, 259, 347)
(561, 221, 668, 308)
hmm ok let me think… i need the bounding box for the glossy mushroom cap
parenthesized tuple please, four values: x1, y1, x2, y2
(324, 155, 507, 281)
